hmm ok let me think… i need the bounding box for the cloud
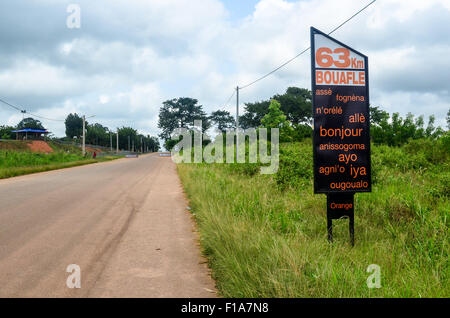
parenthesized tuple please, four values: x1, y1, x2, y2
(0, 0, 449, 137)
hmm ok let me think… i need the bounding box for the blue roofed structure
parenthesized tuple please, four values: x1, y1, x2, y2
(11, 128, 49, 140)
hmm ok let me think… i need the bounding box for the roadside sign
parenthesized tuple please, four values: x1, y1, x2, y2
(310, 27, 371, 244)
(327, 193, 354, 245)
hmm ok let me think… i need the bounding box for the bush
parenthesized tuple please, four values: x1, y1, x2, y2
(275, 141, 313, 189)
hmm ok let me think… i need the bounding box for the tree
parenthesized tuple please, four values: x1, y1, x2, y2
(272, 87, 312, 124)
(86, 123, 109, 146)
(0, 125, 15, 139)
(369, 106, 389, 126)
(65, 113, 83, 139)
(239, 87, 312, 129)
(209, 110, 235, 132)
(145, 135, 160, 152)
(370, 108, 444, 146)
(261, 99, 293, 142)
(17, 117, 44, 130)
(118, 127, 137, 151)
(158, 97, 209, 144)
(447, 109, 450, 130)
(239, 100, 270, 129)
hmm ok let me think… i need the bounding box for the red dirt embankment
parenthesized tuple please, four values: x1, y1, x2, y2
(85, 146, 102, 153)
(27, 141, 53, 153)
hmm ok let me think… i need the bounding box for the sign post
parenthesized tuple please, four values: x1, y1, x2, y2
(310, 27, 371, 245)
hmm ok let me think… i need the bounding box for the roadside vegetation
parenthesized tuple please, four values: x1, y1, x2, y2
(0, 148, 119, 179)
(0, 139, 120, 179)
(178, 136, 449, 297)
(0, 113, 161, 179)
(163, 87, 449, 297)
(1, 115, 160, 152)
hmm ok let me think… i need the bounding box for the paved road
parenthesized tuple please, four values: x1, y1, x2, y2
(0, 154, 216, 297)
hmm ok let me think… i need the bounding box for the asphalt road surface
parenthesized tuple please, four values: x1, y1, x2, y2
(0, 154, 216, 297)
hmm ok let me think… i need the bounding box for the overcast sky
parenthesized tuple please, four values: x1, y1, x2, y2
(0, 0, 449, 137)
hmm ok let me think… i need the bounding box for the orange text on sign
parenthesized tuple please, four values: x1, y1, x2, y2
(316, 47, 364, 69)
(316, 70, 365, 86)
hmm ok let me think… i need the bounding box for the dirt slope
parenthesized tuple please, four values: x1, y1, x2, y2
(27, 141, 53, 153)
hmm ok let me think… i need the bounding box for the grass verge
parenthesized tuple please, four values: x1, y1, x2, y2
(177, 139, 449, 297)
(0, 155, 120, 179)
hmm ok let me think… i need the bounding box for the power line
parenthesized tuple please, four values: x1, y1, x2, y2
(224, 90, 235, 106)
(0, 98, 23, 112)
(239, 46, 310, 90)
(238, 0, 376, 90)
(26, 111, 64, 122)
(0, 97, 64, 122)
(328, 0, 377, 36)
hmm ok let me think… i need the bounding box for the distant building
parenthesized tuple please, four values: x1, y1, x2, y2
(11, 128, 49, 140)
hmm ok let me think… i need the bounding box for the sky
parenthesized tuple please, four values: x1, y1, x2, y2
(0, 0, 449, 138)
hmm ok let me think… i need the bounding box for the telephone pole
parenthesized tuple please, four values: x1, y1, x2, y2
(110, 132, 112, 152)
(82, 115, 86, 156)
(82, 115, 95, 156)
(116, 130, 119, 153)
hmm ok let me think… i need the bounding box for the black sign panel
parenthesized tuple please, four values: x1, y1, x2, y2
(327, 193, 354, 219)
(326, 192, 355, 245)
(311, 27, 371, 194)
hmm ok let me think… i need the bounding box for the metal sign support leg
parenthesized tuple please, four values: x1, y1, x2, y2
(326, 193, 355, 246)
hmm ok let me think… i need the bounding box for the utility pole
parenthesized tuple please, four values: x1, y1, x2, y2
(141, 137, 143, 153)
(82, 115, 95, 156)
(236, 86, 239, 162)
(128, 136, 130, 151)
(116, 130, 119, 153)
(110, 132, 112, 152)
(132, 140, 134, 152)
(82, 115, 86, 156)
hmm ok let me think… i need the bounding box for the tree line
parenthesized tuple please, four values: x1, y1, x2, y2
(64, 113, 159, 152)
(157, 87, 314, 150)
(0, 115, 160, 153)
(1, 117, 46, 139)
(157, 86, 449, 150)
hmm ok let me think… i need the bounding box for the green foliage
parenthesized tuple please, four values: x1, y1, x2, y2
(16, 117, 45, 130)
(239, 100, 270, 129)
(158, 97, 209, 143)
(370, 107, 444, 146)
(0, 150, 85, 168)
(63, 114, 159, 152)
(209, 110, 235, 132)
(177, 138, 449, 297)
(275, 141, 313, 189)
(226, 162, 260, 177)
(86, 122, 110, 146)
(0, 150, 119, 179)
(64, 113, 83, 139)
(0, 125, 15, 139)
(165, 137, 179, 152)
(272, 87, 312, 125)
(240, 87, 312, 129)
(261, 99, 293, 142)
(446, 109, 450, 130)
(291, 123, 313, 140)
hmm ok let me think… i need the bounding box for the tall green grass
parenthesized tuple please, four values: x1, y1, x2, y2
(177, 138, 449, 297)
(0, 150, 119, 179)
(0, 150, 86, 168)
